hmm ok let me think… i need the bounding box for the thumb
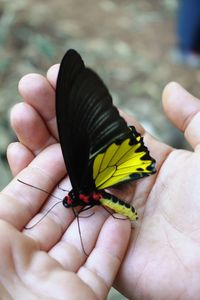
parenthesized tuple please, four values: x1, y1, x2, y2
(162, 82, 200, 151)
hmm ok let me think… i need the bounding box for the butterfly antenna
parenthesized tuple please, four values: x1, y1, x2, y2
(78, 205, 95, 218)
(72, 207, 88, 256)
(17, 179, 64, 229)
(25, 200, 63, 229)
(17, 179, 62, 201)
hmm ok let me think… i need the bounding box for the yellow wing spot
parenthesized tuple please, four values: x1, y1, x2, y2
(136, 136, 141, 142)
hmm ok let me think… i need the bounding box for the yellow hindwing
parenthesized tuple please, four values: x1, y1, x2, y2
(93, 136, 153, 190)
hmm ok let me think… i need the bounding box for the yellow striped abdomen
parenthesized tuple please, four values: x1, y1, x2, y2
(99, 191, 138, 221)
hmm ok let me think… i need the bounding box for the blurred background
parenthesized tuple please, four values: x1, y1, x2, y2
(0, 0, 200, 298)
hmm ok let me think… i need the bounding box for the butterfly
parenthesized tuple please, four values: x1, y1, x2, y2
(56, 49, 156, 222)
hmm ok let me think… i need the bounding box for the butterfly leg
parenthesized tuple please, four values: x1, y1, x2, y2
(78, 205, 95, 218)
(71, 207, 89, 256)
(101, 205, 128, 220)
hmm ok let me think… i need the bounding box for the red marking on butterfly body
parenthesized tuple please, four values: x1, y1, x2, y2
(63, 191, 103, 207)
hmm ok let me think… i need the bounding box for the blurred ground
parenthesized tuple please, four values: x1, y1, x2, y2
(0, 0, 200, 298)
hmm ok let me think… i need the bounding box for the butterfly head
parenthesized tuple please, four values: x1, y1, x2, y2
(62, 195, 72, 208)
(62, 190, 79, 207)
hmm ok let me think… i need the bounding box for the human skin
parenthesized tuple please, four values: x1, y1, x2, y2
(1, 66, 200, 299)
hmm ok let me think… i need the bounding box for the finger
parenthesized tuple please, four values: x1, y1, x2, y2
(10, 102, 56, 154)
(79, 217, 131, 300)
(163, 82, 200, 150)
(18, 74, 57, 138)
(48, 206, 109, 267)
(7, 142, 34, 176)
(0, 221, 94, 300)
(0, 143, 66, 230)
(46, 64, 59, 89)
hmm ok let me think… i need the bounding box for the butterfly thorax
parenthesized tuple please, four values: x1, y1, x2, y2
(62, 189, 102, 208)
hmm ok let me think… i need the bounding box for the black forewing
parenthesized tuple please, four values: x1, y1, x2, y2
(56, 49, 131, 191)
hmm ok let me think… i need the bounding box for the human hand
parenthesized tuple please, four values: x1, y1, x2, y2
(7, 65, 200, 300)
(0, 67, 131, 300)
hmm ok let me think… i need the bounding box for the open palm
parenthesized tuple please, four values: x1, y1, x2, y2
(2, 64, 200, 299)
